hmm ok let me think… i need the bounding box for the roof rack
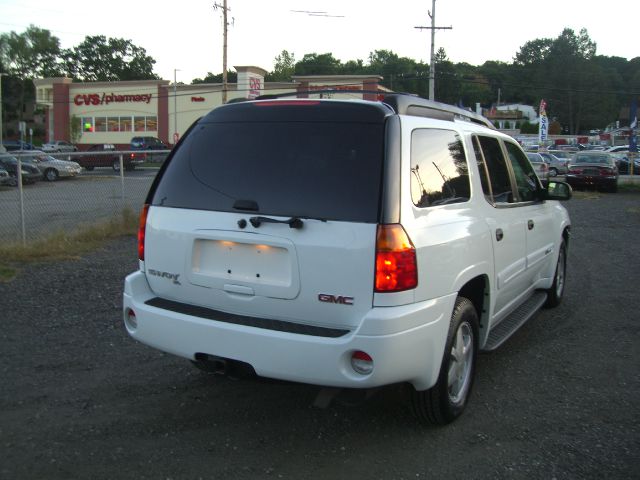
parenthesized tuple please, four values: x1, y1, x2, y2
(253, 90, 494, 129)
(382, 94, 495, 129)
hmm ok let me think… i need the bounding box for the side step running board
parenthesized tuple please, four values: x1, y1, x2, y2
(483, 291, 547, 351)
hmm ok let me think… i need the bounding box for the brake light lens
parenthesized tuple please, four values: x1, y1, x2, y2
(375, 224, 418, 293)
(138, 204, 149, 261)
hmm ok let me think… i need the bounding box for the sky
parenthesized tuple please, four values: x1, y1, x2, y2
(1, 0, 638, 83)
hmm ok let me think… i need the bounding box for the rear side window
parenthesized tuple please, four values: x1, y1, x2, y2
(410, 129, 470, 207)
(151, 120, 385, 223)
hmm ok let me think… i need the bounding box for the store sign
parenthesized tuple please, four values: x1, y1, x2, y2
(249, 77, 261, 99)
(74, 93, 153, 106)
(191, 97, 205, 102)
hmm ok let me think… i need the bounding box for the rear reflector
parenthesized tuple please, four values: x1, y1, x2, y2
(351, 351, 374, 375)
(138, 204, 150, 261)
(374, 224, 418, 293)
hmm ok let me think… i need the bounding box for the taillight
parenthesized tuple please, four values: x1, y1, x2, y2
(138, 204, 149, 261)
(374, 224, 418, 293)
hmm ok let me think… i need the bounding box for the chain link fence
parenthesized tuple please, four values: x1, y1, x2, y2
(0, 150, 164, 244)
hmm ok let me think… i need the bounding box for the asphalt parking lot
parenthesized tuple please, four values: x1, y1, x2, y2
(1, 192, 639, 479)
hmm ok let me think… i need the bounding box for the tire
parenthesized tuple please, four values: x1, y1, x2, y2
(544, 239, 566, 308)
(549, 167, 558, 177)
(112, 159, 121, 172)
(44, 168, 59, 182)
(410, 297, 479, 425)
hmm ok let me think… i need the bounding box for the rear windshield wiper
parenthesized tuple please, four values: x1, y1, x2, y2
(249, 216, 303, 229)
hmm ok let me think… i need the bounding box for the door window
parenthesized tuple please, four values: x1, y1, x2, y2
(504, 142, 540, 202)
(473, 136, 514, 205)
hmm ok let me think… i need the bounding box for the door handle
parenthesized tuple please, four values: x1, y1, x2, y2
(528, 220, 535, 230)
(496, 228, 504, 241)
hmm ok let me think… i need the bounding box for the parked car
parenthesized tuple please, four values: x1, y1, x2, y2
(2, 140, 34, 151)
(77, 144, 143, 172)
(19, 151, 82, 181)
(0, 166, 13, 186)
(0, 154, 42, 184)
(538, 152, 569, 176)
(130, 136, 169, 163)
(566, 151, 619, 192)
(41, 140, 78, 153)
(526, 152, 550, 183)
(124, 94, 572, 426)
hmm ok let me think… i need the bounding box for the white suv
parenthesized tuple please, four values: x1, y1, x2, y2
(123, 94, 572, 425)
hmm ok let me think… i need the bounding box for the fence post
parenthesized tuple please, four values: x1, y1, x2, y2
(120, 153, 125, 206)
(17, 156, 26, 245)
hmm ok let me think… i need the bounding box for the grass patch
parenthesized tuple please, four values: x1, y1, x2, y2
(572, 191, 602, 200)
(0, 208, 138, 282)
(618, 183, 640, 193)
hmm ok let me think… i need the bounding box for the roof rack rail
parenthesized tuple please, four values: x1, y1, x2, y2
(382, 94, 495, 129)
(252, 90, 494, 129)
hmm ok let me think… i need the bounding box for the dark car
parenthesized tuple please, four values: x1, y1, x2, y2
(130, 136, 169, 163)
(2, 140, 34, 151)
(566, 152, 619, 192)
(130, 136, 168, 150)
(78, 144, 143, 172)
(0, 154, 42, 184)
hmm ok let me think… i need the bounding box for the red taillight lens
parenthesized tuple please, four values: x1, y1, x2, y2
(374, 224, 418, 293)
(138, 204, 149, 261)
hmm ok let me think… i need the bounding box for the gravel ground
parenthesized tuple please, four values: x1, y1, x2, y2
(1, 192, 639, 479)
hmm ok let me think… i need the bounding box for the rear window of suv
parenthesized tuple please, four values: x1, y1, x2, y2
(151, 108, 386, 223)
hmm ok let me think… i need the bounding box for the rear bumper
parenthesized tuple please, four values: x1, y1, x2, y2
(123, 271, 454, 390)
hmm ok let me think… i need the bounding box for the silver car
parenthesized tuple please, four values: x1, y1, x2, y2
(19, 151, 82, 181)
(0, 166, 13, 186)
(526, 152, 550, 182)
(41, 140, 78, 153)
(538, 152, 570, 176)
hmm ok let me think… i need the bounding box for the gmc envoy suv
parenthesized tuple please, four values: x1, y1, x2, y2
(123, 94, 571, 425)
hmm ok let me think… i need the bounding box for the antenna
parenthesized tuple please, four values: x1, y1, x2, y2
(415, 0, 452, 101)
(213, 0, 233, 103)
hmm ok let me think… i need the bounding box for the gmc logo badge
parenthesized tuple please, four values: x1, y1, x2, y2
(318, 294, 354, 305)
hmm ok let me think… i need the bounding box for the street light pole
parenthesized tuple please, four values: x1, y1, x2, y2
(173, 69, 180, 145)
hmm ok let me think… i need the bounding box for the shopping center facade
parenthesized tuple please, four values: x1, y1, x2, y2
(34, 67, 385, 150)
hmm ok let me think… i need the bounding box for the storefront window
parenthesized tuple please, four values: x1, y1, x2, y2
(95, 117, 107, 132)
(107, 117, 120, 132)
(82, 117, 94, 132)
(120, 116, 132, 132)
(145, 116, 158, 132)
(134, 116, 146, 132)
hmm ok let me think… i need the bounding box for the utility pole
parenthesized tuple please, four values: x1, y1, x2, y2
(415, 0, 452, 101)
(173, 69, 180, 145)
(0, 73, 7, 147)
(213, 1, 231, 103)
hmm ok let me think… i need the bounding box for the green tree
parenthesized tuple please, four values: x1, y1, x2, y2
(267, 50, 296, 81)
(294, 53, 342, 75)
(191, 71, 237, 84)
(0, 25, 62, 78)
(63, 36, 157, 81)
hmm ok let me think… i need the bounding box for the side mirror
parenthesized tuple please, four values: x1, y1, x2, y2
(542, 181, 572, 200)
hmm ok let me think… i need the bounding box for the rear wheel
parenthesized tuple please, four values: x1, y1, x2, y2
(410, 297, 478, 425)
(44, 168, 58, 182)
(544, 239, 566, 308)
(549, 167, 558, 177)
(112, 159, 121, 172)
